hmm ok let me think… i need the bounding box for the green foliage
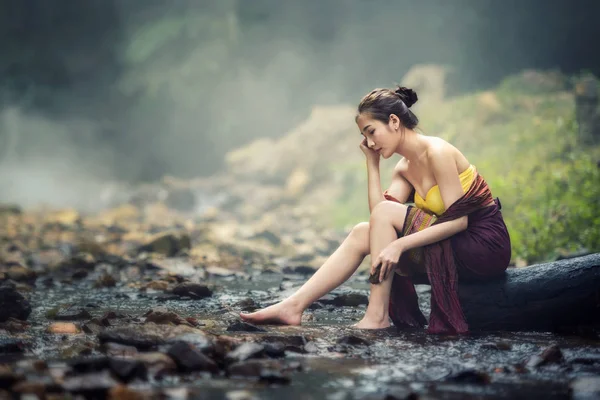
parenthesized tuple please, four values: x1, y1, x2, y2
(326, 73, 600, 263)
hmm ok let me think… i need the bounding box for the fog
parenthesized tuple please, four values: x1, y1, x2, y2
(0, 0, 598, 209)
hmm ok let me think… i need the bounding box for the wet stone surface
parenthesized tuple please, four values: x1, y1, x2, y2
(0, 269, 596, 399)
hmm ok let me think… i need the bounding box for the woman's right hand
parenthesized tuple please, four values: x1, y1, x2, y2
(360, 138, 380, 160)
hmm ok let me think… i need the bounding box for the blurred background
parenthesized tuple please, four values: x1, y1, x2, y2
(0, 0, 599, 263)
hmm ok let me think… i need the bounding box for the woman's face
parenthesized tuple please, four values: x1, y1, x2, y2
(356, 113, 401, 159)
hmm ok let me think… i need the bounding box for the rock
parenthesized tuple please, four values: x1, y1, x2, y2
(137, 231, 191, 257)
(98, 323, 208, 350)
(165, 332, 213, 353)
(225, 343, 266, 364)
(109, 385, 147, 400)
(445, 369, 491, 384)
(282, 265, 316, 275)
(0, 337, 29, 353)
(226, 322, 266, 333)
(47, 322, 80, 334)
(0, 365, 25, 390)
(81, 322, 104, 335)
(0, 280, 31, 322)
(109, 358, 147, 383)
(526, 344, 564, 368)
(143, 280, 169, 291)
(459, 253, 600, 331)
(0, 318, 29, 333)
(171, 283, 212, 299)
(134, 352, 177, 378)
(56, 252, 97, 271)
(481, 341, 512, 351)
(94, 272, 117, 288)
(319, 293, 368, 307)
(336, 335, 370, 347)
(570, 376, 600, 400)
(2, 264, 37, 282)
(62, 370, 118, 394)
(144, 307, 192, 326)
(235, 298, 259, 312)
(166, 342, 218, 373)
(101, 342, 139, 357)
(53, 307, 92, 321)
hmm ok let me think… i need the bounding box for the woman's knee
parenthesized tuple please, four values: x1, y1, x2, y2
(370, 201, 408, 224)
(348, 222, 370, 254)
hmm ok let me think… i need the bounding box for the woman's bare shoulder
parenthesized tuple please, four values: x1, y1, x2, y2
(393, 157, 409, 174)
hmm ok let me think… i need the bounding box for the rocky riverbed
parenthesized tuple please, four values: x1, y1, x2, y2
(0, 174, 599, 399)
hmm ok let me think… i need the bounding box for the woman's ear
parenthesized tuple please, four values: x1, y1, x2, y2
(388, 114, 400, 131)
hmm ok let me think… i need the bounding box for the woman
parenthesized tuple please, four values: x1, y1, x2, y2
(240, 86, 511, 334)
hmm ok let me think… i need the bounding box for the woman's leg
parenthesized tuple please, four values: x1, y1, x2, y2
(239, 222, 371, 325)
(354, 201, 408, 329)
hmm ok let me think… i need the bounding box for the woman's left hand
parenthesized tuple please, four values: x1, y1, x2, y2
(371, 240, 404, 283)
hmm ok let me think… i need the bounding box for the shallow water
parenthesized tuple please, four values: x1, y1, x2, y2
(7, 269, 598, 399)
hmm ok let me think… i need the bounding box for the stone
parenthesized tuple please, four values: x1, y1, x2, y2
(62, 370, 118, 394)
(53, 307, 92, 321)
(171, 283, 212, 299)
(137, 231, 191, 257)
(226, 322, 266, 333)
(0, 280, 31, 322)
(225, 342, 266, 364)
(134, 352, 177, 378)
(47, 322, 80, 334)
(527, 344, 564, 368)
(166, 342, 218, 373)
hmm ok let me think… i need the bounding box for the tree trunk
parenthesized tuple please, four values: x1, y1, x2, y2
(459, 253, 600, 331)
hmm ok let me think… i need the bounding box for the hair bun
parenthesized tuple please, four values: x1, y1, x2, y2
(394, 86, 418, 108)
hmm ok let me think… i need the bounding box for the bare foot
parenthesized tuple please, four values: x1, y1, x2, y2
(239, 300, 303, 326)
(352, 316, 391, 330)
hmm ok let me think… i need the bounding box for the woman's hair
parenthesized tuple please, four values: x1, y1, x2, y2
(357, 86, 419, 129)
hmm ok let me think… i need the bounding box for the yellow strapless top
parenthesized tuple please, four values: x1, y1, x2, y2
(414, 164, 476, 216)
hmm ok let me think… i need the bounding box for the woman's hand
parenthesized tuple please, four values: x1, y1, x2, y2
(370, 240, 404, 283)
(360, 138, 380, 161)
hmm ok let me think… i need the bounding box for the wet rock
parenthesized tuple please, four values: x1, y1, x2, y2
(62, 370, 118, 395)
(570, 376, 600, 400)
(0, 280, 31, 322)
(481, 341, 512, 351)
(82, 322, 104, 335)
(165, 332, 213, 353)
(336, 335, 370, 347)
(143, 280, 170, 291)
(53, 307, 92, 321)
(144, 307, 192, 326)
(0, 337, 28, 353)
(0, 318, 29, 333)
(101, 342, 139, 357)
(2, 263, 37, 282)
(167, 341, 218, 373)
(171, 282, 212, 299)
(94, 272, 117, 288)
(11, 380, 61, 398)
(445, 369, 491, 384)
(109, 384, 148, 400)
(137, 231, 191, 257)
(526, 344, 564, 368)
(48, 322, 80, 334)
(0, 365, 25, 390)
(134, 352, 177, 378)
(99, 323, 208, 350)
(109, 358, 147, 383)
(282, 265, 316, 275)
(71, 268, 88, 279)
(56, 252, 97, 271)
(227, 359, 292, 384)
(226, 342, 266, 364)
(320, 293, 368, 307)
(264, 342, 286, 358)
(226, 321, 267, 333)
(69, 356, 111, 374)
(569, 354, 600, 366)
(235, 298, 259, 312)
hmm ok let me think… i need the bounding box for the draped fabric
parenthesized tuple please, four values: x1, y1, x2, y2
(383, 173, 511, 334)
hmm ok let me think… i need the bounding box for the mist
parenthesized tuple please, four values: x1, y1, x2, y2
(1, 0, 598, 209)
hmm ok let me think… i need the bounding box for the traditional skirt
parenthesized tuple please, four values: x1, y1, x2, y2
(382, 175, 511, 334)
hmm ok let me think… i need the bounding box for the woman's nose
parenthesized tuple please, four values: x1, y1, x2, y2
(367, 139, 375, 148)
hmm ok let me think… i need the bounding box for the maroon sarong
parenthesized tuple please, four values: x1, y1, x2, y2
(384, 174, 511, 334)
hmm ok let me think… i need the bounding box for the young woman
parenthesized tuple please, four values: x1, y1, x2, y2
(240, 86, 511, 334)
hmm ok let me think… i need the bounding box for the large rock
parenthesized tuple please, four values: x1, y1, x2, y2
(458, 253, 600, 331)
(0, 281, 31, 322)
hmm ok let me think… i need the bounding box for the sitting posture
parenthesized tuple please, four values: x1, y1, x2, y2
(240, 85, 511, 334)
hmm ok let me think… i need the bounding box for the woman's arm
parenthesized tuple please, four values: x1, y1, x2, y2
(367, 158, 414, 213)
(366, 157, 384, 213)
